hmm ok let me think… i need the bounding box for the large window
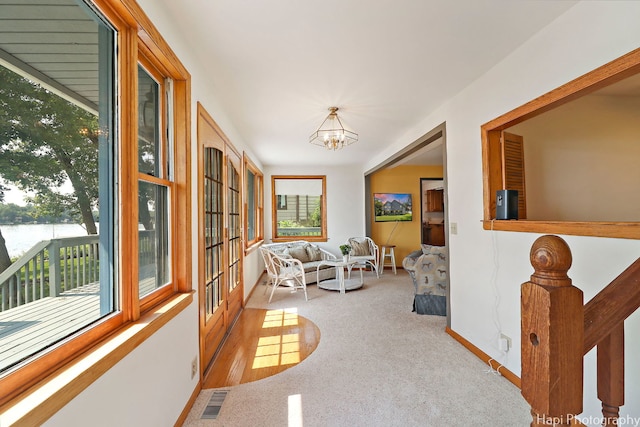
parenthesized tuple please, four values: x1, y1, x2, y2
(481, 47, 640, 239)
(272, 176, 327, 242)
(0, 0, 191, 410)
(243, 153, 263, 249)
(0, 0, 116, 379)
(137, 63, 171, 298)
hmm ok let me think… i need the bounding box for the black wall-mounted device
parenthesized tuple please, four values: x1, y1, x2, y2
(496, 190, 518, 220)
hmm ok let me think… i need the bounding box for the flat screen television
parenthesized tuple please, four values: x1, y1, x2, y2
(374, 193, 413, 222)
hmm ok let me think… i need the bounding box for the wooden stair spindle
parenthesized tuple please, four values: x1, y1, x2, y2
(521, 235, 584, 427)
(597, 322, 624, 427)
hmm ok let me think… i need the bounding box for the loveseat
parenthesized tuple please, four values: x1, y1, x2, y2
(402, 244, 447, 316)
(262, 240, 337, 285)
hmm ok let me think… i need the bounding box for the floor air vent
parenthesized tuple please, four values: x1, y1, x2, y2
(200, 390, 229, 420)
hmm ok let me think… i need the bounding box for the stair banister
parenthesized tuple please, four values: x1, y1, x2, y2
(583, 257, 640, 426)
(521, 235, 583, 426)
(522, 235, 640, 427)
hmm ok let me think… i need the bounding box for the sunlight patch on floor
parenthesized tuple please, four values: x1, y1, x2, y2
(262, 308, 299, 328)
(253, 333, 301, 369)
(288, 394, 303, 427)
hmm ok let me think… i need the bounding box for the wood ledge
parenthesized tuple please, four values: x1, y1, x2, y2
(0, 292, 194, 427)
(482, 220, 640, 240)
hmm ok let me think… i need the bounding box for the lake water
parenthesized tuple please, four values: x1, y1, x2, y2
(1, 223, 88, 258)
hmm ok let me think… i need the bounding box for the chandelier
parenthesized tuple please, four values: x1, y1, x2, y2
(309, 107, 358, 151)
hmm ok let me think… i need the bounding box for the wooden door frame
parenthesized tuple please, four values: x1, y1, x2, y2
(420, 178, 444, 244)
(224, 145, 244, 331)
(196, 102, 244, 380)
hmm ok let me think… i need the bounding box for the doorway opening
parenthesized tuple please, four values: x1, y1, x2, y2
(420, 178, 445, 246)
(363, 122, 450, 327)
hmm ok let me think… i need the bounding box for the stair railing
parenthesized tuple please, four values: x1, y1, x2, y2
(521, 235, 640, 426)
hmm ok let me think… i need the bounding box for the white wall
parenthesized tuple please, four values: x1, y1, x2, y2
(365, 0, 640, 420)
(44, 306, 198, 427)
(264, 165, 366, 256)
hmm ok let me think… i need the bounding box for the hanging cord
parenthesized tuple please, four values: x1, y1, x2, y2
(488, 220, 509, 372)
(485, 358, 505, 376)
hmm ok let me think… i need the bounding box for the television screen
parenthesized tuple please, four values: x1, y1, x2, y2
(374, 193, 413, 222)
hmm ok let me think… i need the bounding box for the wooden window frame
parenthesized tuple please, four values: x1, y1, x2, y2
(0, 0, 192, 417)
(243, 152, 264, 252)
(271, 175, 327, 243)
(481, 47, 640, 239)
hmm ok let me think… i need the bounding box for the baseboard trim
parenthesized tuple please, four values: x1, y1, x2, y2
(445, 326, 521, 388)
(246, 270, 267, 302)
(175, 382, 202, 427)
(445, 327, 587, 426)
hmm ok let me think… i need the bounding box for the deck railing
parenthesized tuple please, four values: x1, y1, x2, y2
(0, 235, 100, 311)
(521, 235, 640, 426)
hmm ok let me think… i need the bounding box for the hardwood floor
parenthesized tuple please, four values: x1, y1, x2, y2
(203, 307, 321, 389)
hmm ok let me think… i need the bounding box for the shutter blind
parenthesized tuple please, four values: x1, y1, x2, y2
(501, 132, 527, 219)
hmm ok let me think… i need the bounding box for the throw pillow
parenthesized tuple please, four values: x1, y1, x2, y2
(285, 246, 310, 263)
(349, 239, 370, 256)
(305, 244, 323, 261)
(421, 244, 433, 255)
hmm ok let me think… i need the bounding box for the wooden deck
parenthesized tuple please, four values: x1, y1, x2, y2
(0, 278, 157, 371)
(0, 283, 101, 370)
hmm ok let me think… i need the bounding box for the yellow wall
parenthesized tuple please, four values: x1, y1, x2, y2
(369, 165, 443, 265)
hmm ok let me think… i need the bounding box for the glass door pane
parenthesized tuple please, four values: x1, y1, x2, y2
(227, 158, 241, 292)
(205, 147, 224, 316)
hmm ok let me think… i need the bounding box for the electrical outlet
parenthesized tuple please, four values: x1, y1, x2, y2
(499, 333, 511, 352)
(450, 222, 458, 235)
(191, 356, 198, 379)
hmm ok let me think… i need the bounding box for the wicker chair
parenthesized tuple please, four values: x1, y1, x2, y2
(346, 237, 380, 278)
(260, 246, 308, 302)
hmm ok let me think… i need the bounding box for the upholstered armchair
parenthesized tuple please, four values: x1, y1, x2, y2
(402, 244, 447, 315)
(346, 237, 380, 278)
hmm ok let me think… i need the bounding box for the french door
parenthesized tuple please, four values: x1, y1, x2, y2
(197, 104, 243, 377)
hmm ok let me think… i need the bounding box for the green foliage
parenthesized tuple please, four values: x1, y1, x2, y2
(339, 244, 351, 255)
(374, 198, 384, 217)
(310, 204, 322, 227)
(375, 213, 412, 222)
(0, 65, 99, 232)
(278, 219, 300, 228)
(0, 202, 74, 224)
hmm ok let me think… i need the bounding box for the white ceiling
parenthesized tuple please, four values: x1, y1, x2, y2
(153, 0, 578, 167)
(1, 0, 580, 168)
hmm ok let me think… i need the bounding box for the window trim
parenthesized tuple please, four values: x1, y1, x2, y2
(271, 175, 327, 242)
(135, 56, 176, 308)
(0, 0, 192, 411)
(481, 47, 640, 239)
(243, 152, 264, 252)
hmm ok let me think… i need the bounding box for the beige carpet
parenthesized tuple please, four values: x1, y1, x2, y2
(183, 270, 531, 426)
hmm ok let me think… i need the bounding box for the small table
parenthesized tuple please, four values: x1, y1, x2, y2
(316, 259, 364, 294)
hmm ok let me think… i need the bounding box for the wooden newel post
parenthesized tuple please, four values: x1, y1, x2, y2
(521, 235, 584, 426)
